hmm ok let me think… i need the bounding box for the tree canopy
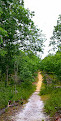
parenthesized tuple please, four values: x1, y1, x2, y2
(0, 0, 45, 54)
(50, 15, 61, 52)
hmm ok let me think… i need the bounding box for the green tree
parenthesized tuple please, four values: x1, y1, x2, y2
(50, 15, 61, 51)
(40, 52, 61, 80)
(0, 0, 45, 87)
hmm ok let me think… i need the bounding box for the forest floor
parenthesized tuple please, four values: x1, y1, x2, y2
(0, 72, 49, 121)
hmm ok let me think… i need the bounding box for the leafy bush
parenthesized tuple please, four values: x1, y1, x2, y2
(40, 52, 61, 81)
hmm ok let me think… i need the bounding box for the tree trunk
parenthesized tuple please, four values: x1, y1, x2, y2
(14, 61, 18, 93)
(6, 65, 9, 86)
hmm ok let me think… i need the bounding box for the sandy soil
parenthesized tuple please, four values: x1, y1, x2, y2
(36, 72, 43, 92)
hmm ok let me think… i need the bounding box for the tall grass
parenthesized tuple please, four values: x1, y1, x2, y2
(0, 81, 36, 109)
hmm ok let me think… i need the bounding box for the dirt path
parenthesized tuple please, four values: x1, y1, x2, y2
(10, 72, 49, 121)
(36, 72, 43, 92)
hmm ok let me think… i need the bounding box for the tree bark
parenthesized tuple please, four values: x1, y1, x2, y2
(6, 65, 9, 86)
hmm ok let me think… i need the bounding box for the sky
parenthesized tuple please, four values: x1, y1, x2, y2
(24, 0, 61, 58)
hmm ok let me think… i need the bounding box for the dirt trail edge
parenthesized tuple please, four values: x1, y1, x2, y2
(11, 72, 50, 121)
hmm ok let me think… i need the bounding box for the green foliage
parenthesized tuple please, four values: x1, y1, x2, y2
(50, 14, 61, 51)
(0, 81, 36, 109)
(0, 27, 8, 56)
(44, 88, 61, 116)
(40, 52, 61, 80)
(0, 49, 7, 56)
(0, 0, 44, 110)
(0, 0, 45, 53)
(20, 67, 32, 81)
(0, 0, 44, 86)
(40, 85, 54, 95)
(0, 45, 39, 109)
(0, 27, 8, 37)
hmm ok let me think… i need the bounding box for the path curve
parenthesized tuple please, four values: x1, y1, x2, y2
(11, 72, 49, 121)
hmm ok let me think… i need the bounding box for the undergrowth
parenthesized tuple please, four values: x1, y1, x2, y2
(0, 81, 36, 109)
(44, 88, 61, 116)
(40, 73, 61, 116)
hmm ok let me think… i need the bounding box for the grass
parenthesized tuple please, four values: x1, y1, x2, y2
(0, 81, 36, 109)
(44, 88, 61, 116)
(41, 94, 50, 101)
(40, 73, 61, 117)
